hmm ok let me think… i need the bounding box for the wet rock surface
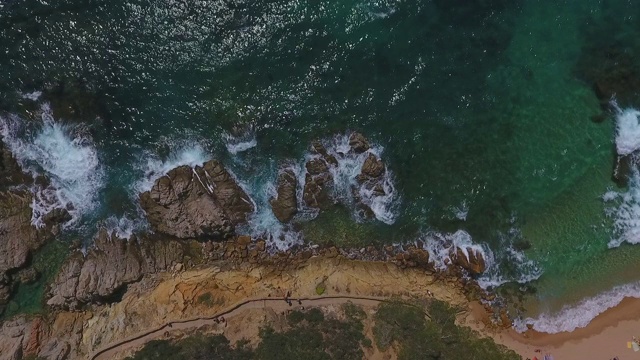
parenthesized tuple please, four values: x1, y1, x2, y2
(269, 169, 298, 223)
(139, 160, 254, 240)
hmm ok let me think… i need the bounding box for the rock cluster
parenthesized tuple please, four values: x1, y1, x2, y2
(47, 230, 187, 309)
(451, 246, 486, 275)
(140, 159, 254, 240)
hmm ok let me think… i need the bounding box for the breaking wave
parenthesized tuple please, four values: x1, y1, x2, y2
(514, 280, 640, 333)
(0, 104, 104, 228)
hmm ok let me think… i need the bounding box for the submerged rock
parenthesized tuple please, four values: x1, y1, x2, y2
(139, 160, 254, 240)
(0, 139, 31, 190)
(270, 169, 298, 223)
(47, 230, 186, 309)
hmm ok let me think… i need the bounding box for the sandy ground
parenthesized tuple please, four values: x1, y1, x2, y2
(465, 298, 640, 360)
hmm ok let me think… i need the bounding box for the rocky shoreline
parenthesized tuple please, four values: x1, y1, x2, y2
(0, 132, 506, 360)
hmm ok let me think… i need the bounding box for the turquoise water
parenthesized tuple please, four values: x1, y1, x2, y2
(3, 0, 640, 329)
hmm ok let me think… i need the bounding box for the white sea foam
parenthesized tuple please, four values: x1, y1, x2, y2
(514, 280, 640, 333)
(604, 169, 640, 248)
(223, 124, 257, 155)
(133, 144, 211, 194)
(315, 133, 400, 224)
(20, 91, 42, 101)
(615, 108, 640, 156)
(0, 104, 104, 228)
(421, 227, 541, 289)
(241, 164, 304, 251)
(100, 215, 146, 240)
(422, 230, 488, 270)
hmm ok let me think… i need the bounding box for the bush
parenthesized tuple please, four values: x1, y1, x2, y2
(373, 300, 520, 360)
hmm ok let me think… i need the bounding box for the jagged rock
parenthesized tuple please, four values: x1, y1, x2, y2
(348, 132, 370, 153)
(302, 157, 334, 209)
(47, 230, 186, 309)
(360, 153, 385, 179)
(269, 169, 298, 222)
(139, 160, 254, 240)
(452, 247, 486, 275)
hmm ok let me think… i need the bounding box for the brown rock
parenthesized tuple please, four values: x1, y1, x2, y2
(256, 240, 266, 252)
(348, 132, 370, 153)
(302, 162, 334, 209)
(236, 235, 252, 247)
(269, 169, 298, 222)
(47, 230, 186, 309)
(360, 153, 385, 179)
(139, 160, 254, 240)
(452, 247, 486, 275)
(0, 139, 31, 190)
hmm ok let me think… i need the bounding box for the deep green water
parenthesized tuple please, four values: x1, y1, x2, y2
(3, 0, 640, 326)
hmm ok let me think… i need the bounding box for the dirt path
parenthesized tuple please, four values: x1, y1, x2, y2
(91, 295, 388, 360)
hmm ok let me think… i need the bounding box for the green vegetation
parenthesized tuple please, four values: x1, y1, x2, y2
(315, 282, 326, 295)
(128, 301, 520, 360)
(125, 334, 253, 360)
(373, 300, 520, 360)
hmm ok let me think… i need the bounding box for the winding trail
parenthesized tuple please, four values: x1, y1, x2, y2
(91, 295, 390, 360)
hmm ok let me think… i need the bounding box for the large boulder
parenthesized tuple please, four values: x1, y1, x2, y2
(451, 247, 486, 275)
(139, 160, 254, 240)
(47, 230, 186, 309)
(269, 169, 298, 223)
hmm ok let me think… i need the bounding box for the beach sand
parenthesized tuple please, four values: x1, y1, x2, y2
(466, 298, 640, 360)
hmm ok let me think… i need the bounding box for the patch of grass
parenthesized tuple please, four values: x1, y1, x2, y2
(315, 283, 326, 295)
(197, 292, 214, 307)
(125, 334, 253, 360)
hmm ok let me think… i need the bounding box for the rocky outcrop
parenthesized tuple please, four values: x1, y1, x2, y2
(269, 169, 298, 223)
(451, 247, 486, 275)
(348, 132, 370, 153)
(47, 230, 187, 309)
(139, 159, 254, 240)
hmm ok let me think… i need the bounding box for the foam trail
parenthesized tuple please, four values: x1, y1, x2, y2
(0, 104, 104, 227)
(604, 168, 640, 248)
(514, 280, 640, 333)
(422, 230, 489, 270)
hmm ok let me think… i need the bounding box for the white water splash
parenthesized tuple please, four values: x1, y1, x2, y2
(20, 91, 42, 101)
(316, 133, 400, 224)
(133, 144, 211, 194)
(514, 280, 640, 333)
(241, 163, 305, 251)
(100, 215, 146, 240)
(0, 104, 104, 228)
(615, 108, 640, 156)
(223, 125, 257, 155)
(420, 227, 541, 289)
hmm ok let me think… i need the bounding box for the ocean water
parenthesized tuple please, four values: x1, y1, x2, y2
(2, 0, 640, 330)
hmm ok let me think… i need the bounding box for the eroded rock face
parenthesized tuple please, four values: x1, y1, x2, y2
(139, 160, 253, 240)
(269, 169, 298, 223)
(47, 230, 186, 309)
(452, 247, 486, 275)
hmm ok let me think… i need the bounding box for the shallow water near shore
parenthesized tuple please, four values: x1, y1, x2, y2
(2, 0, 640, 329)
